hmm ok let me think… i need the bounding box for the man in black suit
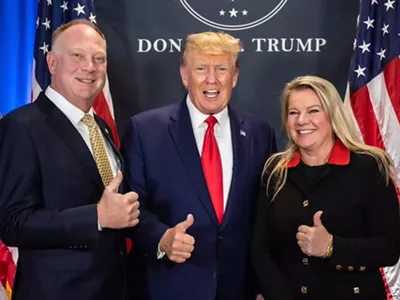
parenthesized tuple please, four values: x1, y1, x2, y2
(0, 19, 139, 300)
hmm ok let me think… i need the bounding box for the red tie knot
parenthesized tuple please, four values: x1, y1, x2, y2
(205, 115, 218, 128)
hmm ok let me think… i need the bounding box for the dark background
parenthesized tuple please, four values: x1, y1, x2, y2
(95, 0, 359, 149)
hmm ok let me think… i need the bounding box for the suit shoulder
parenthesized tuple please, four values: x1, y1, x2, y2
(234, 108, 274, 132)
(129, 103, 178, 125)
(1, 103, 42, 127)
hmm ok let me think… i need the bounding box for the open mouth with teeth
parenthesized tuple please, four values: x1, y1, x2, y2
(297, 129, 316, 134)
(203, 90, 220, 98)
(76, 78, 95, 84)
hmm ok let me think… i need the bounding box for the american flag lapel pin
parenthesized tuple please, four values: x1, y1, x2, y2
(240, 130, 246, 137)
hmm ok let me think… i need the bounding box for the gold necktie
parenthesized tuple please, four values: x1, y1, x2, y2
(81, 114, 114, 186)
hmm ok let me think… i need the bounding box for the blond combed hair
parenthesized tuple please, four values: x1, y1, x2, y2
(264, 75, 394, 200)
(181, 32, 242, 70)
(52, 19, 106, 51)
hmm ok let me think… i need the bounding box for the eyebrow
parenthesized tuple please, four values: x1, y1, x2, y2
(288, 105, 322, 110)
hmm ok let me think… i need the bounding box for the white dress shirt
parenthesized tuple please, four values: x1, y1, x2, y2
(157, 97, 234, 259)
(186, 96, 233, 210)
(45, 87, 118, 176)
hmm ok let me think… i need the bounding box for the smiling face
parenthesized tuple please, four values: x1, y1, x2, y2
(286, 88, 335, 154)
(46, 24, 107, 112)
(180, 50, 239, 114)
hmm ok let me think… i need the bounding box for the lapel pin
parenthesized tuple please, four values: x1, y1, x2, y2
(240, 130, 246, 137)
(104, 128, 109, 135)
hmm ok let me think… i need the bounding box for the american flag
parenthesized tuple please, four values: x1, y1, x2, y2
(344, 0, 400, 299)
(0, 1, 120, 299)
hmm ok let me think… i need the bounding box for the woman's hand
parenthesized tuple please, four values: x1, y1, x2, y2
(296, 211, 332, 257)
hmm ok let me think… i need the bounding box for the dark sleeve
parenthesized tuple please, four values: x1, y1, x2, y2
(121, 116, 169, 259)
(268, 126, 278, 155)
(0, 116, 99, 249)
(251, 181, 294, 300)
(330, 160, 400, 270)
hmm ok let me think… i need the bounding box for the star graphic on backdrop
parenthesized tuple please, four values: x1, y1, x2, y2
(358, 40, 371, 53)
(354, 65, 366, 77)
(363, 16, 375, 29)
(60, 1, 68, 12)
(219, 10, 225, 16)
(377, 48, 386, 60)
(42, 17, 51, 30)
(74, 3, 86, 16)
(384, 0, 395, 10)
(242, 10, 248, 16)
(47, 0, 52, 6)
(229, 8, 238, 17)
(39, 42, 49, 55)
(371, 0, 378, 4)
(382, 23, 389, 35)
(89, 12, 97, 23)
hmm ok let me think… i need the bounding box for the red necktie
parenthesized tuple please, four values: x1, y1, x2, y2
(201, 116, 224, 225)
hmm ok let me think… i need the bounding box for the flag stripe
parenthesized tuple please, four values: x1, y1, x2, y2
(367, 70, 400, 187)
(383, 57, 400, 124)
(350, 86, 385, 148)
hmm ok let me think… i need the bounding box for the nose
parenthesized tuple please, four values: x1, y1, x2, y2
(297, 112, 310, 125)
(205, 69, 217, 84)
(81, 57, 96, 72)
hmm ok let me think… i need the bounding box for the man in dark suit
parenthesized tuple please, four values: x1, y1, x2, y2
(0, 20, 139, 300)
(122, 32, 277, 300)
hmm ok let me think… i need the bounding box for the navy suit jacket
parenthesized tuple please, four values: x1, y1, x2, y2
(121, 100, 277, 300)
(0, 93, 129, 300)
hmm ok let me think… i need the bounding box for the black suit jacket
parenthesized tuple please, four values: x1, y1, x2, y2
(251, 142, 400, 300)
(0, 93, 129, 300)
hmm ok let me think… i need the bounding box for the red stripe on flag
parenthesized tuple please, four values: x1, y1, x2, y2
(0, 241, 16, 291)
(380, 268, 394, 300)
(350, 86, 385, 149)
(383, 57, 400, 124)
(93, 91, 120, 148)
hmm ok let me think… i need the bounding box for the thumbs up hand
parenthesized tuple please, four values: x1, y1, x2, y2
(97, 171, 140, 229)
(296, 211, 331, 257)
(160, 214, 195, 263)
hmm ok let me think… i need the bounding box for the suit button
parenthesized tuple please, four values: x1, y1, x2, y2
(303, 200, 309, 207)
(302, 258, 309, 265)
(211, 271, 217, 278)
(353, 287, 360, 294)
(348, 266, 354, 271)
(336, 265, 342, 270)
(217, 236, 223, 240)
(359, 266, 366, 272)
(301, 286, 308, 294)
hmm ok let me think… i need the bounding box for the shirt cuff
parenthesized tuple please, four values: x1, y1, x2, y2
(97, 219, 102, 231)
(157, 243, 165, 259)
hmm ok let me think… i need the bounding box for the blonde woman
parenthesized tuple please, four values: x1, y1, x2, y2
(251, 75, 400, 300)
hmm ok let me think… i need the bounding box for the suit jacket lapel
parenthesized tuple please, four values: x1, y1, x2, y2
(35, 93, 103, 189)
(95, 115, 124, 173)
(168, 101, 218, 223)
(221, 107, 248, 229)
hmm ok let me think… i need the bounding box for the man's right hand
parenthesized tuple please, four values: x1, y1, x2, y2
(159, 214, 195, 263)
(97, 171, 140, 229)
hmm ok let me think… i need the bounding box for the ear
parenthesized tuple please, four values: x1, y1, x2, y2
(180, 65, 188, 88)
(232, 69, 239, 88)
(46, 52, 56, 75)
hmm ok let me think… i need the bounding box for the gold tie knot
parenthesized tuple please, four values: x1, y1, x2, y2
(81, 114, 96, 128)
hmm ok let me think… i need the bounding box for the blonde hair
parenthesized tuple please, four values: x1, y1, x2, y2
(264, 75, 394, 200)
(181, 32, 242, 70)
(52, 19, 106, 51)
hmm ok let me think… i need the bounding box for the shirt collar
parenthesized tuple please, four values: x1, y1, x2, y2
(186, 94, 229, 129)
(287, 139, 350, 168)
(45, 86, 94, 125)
